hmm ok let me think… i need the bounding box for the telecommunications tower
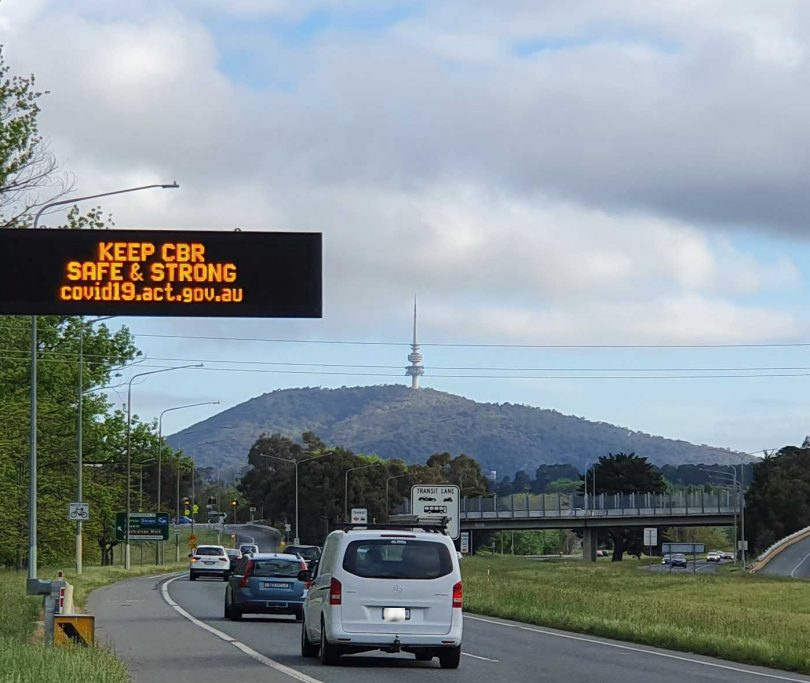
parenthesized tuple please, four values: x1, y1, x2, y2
(405, 298, 424, 389)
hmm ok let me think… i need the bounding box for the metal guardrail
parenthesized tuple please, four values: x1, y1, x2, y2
(458, 491, 740, 520)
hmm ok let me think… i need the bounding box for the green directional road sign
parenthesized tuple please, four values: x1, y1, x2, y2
(115, 512, 170, 541)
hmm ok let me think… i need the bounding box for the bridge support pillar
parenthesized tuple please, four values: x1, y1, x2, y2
(583, 528, 597, 562)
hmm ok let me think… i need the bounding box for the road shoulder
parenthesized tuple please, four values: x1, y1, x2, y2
(87, 572, 291, 683)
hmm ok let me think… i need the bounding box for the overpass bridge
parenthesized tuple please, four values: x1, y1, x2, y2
(457, 491, 740, 561)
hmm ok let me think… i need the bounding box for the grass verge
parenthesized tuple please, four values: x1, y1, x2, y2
(462, 555, 810, 673)
(0, 527, 221, 683)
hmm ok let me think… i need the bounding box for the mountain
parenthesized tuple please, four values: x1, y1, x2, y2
(168, 385, 743, 476)
(167, 385, 738, 477)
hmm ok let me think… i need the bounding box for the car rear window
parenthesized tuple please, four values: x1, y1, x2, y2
(196, 547, 223, 556)
(252, 559, 301, 577)
(342, 539, 452, 580)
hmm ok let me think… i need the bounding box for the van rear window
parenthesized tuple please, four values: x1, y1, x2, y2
(342, 539, 452, 580)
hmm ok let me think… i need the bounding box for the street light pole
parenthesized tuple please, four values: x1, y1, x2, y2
(385, 472, 412, 519)
(261, 451, 331, 544)
(344, 463, 381, 521)
(26, 182, 178, 593)
(137, 458, 156, 512)
(75, 316, 115, 575)
(125, 364, 201, 569)
(703, 467, 740, 564)
(175, 454, 182, 562)
(156, 402, 219, 514)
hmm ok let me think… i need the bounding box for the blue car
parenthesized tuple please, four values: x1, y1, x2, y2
(224, 552, 309, 621)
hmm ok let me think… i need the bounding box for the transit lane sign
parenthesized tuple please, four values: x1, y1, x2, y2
(115, 512, 170, 541)
(411, 485, 460, 539)
(351, 508, 368, 524)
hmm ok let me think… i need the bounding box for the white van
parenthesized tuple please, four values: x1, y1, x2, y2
(301, 525, 463, 668)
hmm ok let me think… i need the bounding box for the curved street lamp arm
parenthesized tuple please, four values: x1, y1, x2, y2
(33, 183, 179, 229)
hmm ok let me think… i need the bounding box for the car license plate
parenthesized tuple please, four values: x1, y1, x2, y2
(203, 561, 214, 565)
(382, 607, 410, 622)
(264, 582, 290, 589)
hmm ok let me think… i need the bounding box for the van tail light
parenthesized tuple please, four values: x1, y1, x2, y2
(452, 581, 463, 609)
(329, 577, 342, 605)
(239, 560, 254, 588)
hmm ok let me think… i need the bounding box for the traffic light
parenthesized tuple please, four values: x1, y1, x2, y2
(182, 496, 191, 506)
(230, 499, 239, 508)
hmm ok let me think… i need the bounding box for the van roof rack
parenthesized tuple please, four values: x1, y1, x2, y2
(336, 516, 449, 534)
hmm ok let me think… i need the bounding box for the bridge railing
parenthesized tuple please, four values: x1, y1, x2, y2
(460, 490, 739, 519)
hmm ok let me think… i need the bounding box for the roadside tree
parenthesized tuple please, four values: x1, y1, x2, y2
(585, 453, 666, 561)
(746, 446, 810, 551)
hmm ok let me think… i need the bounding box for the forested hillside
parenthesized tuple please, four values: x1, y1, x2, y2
(170, 385, 741, 474)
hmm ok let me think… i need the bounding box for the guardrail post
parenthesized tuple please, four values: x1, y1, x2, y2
(540, 493, 545, 516)
(556, 493, 560, 514)
(525, 491, 530, 516)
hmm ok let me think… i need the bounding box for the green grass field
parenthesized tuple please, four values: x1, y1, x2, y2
(0, 526, 220, 683)
(462, 555, 810, 673)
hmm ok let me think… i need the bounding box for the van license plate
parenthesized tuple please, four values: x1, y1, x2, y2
(265, 582, 290, 589)
(382, 608, 410, 622)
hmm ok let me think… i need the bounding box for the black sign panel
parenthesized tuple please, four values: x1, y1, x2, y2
(0, 229, 321, 317)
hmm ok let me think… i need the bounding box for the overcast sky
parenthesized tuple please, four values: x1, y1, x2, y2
(4, 0, 810, 462)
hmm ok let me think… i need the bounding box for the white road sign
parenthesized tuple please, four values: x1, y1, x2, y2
(460, 532, 470, 554)
(411, 485, 460, 539)
(643, 527, 657, 546)
(351, 507, 368, 524)
(68, 502, 89, 521)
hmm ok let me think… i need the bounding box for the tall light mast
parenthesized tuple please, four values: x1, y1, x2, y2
(405, 298, 424, 389)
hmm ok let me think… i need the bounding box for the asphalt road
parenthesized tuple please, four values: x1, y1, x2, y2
(88, 539, 810, 683)
(759, 536, 810, 578)
(644, 559, 730, 574)
(227, 523, 282, 552)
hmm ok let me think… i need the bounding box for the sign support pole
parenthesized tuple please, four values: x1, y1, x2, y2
(27, 316, 38, 589)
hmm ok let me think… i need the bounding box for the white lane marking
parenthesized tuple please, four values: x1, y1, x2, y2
(790, 553, 810, 579)
(465, 615, 810, 682)
(161, 576, 324, 683)
(463, 652, 499, 662)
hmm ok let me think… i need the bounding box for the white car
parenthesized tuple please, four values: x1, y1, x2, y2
(301, 526, 463, 668)
(189, 544, 229, 581)
(706, 551, 722, 563)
